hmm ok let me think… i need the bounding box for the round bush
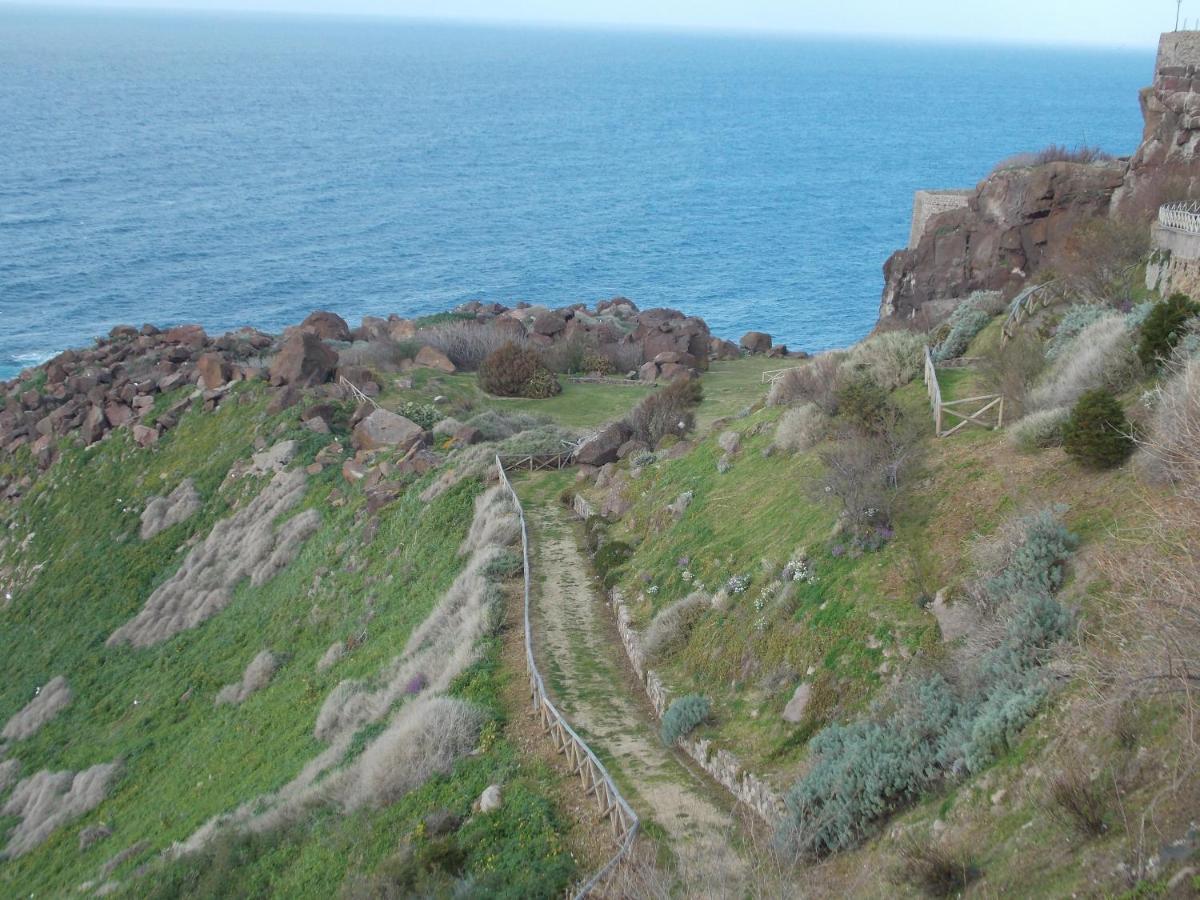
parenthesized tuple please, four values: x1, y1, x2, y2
(660, 694, 711, 745)
(478, 343, 562, 399)
(1062, 389, 1135, 469)
(1137, 293, 1200, 367)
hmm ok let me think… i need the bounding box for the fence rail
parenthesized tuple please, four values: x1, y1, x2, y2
(923, 346, 1004, 437)
(495, 457, 639, 898)
(496, 452, 575, 472)
(761, 367, 801, 384)
(1001, 280, 1057, 343)
(1159, 200, 1200, 235)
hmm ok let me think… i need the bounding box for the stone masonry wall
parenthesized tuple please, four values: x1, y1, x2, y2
(908, 190, 971, 249)
(608, 586, 786, 826)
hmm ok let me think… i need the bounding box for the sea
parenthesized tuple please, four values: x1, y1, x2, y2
(0, 7, 1153, 381)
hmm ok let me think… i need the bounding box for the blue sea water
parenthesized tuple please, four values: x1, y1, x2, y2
(0, 8, 1153, 381)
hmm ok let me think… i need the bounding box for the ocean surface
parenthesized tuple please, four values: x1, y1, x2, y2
(0, 8, 1153, 381)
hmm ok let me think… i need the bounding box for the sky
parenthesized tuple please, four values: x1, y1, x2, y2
(2, 0, 1185, 48)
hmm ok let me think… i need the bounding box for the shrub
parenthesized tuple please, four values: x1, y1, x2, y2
(1062, 389, 1135, 469)
(841, 331, 925, 390)
(892, 838, 981, 898)
(1047, 304, 1109, 359)
(1137, 293, 1200, 367)
(417, 321, 522, 370)
(993, 144, 1113, 171)
(1049, 770, 1110, 837)
(625, 377, 703, 446)
(979, 331, 1045, 417)
(643, 592, 709, 662)
(399, 401, 443, 430)
(1027, 316, 1138, 412)
(1139, 357, 1200, 490)
(834, 376, 892, 432)
(932, 292, 1001, 362)
(774, 403, 826, 453)
(766, 353, 843, 412)
(580, 352, 615, 376)
(1008, 407, 1070, 451)
(660, 695, 711, 745)
(477, 343, 562, 399)
(977, 506, 1079, 608)
(465, 409, 548, 441)
(1054, 216, 1150, 305)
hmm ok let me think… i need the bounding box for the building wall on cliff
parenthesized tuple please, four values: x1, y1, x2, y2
(908, 190, 971, 249)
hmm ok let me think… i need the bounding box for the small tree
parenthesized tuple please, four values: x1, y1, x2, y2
(478, 343, 562, 399)
(1138, 293, 1200, 367)
(1062, 389, 1134, 469)
(625, 377, 703, 446)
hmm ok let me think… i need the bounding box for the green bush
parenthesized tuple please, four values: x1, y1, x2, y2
(1047, 304, 1108, 359)
(661, 694, 711, 745)
(932, 292, 1000, 362)
(400, 401, 443, 430)
(980, 507, 1079, 606)
(477, 343, 562, 399)
(593, 540, 633, 589)
(580, 352, 615, 376)
(1062, 389, 1135, 469)
(1137, 293, 1200, 366)
(834, 376, 892, 432)
(776, 508, 1078, 860)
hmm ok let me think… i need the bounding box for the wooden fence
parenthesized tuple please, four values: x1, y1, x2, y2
(923, 346, 1004, 438)
(496, 452, 575, 472)
(495, 457, 640, 897)
(1001, 280, 1058, 344)
(761, 367, 801, 384)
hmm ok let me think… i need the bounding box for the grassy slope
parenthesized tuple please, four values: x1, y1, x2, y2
(0, 384, 578, 897)
(573, 332, 1194, 895)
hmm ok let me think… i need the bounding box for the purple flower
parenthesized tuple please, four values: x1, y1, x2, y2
(830, 544, 845, 558)
(404, 673, 427, 695)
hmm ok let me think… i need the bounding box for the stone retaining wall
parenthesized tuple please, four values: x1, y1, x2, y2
(908, 189, 971, 249)
(609, 586, 786, 826)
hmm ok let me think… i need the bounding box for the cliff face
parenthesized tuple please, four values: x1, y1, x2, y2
(880, 161, 1125, 319)
(881, 31, 1200, 322)
(1114, 32, 1200, 217)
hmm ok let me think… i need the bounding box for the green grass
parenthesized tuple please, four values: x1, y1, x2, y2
(0, 384, 575, 898)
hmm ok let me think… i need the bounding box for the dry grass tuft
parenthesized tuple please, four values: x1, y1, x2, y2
(841, 330, 925, 391)
(1, 762, 122, 858)
(1137, 357, 1200, 492)
(0, 758, 20, 794)
(773, 403, 827, 454)
(215, 651, 280, 706)
(109, 467, 319, 648)
(1028, 316, 1138, 413)
(643, 592, 709, 663)
(1049, 769, 1110, 837)
(1, 676, 72, 742)
(458, 486, 520, 557)
(316, 640, 345, 673)
(140, 479, 202, 540)
(330, 696, 485, 811)
(892, 837, 981, 898)
(766, 352, 843, 412)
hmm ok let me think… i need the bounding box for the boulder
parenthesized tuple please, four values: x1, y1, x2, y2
(132, 424, 159, 447)
(81, 405, 107, 445)
(638, 361, 659, 383)
(709, 338, 740, 360)
(269, 332, 338, 388)
(196, 353, 232, 390)
(414, 346, 456, 374)
(478, 784, 503, 814)
(163, 324, 207, 347)
(299, 310, 351, 342)
(453, 425, 483, 446)
(574, 421, 631, 467)
(740, 331, 772, 353)
(104, 402, 133, 428)
(352, 409, 424, 453)
(388, 318, 416, 341)
(531, 311, 567, 336)
(782, 683, 812, 723)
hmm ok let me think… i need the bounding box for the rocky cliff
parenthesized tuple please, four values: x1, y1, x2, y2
(880, 31, 1200, 322)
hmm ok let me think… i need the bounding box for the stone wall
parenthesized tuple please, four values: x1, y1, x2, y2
(908, 190, 971, 249)
(608, 587, 786, 826)
(1156, 31, 1200, 73)
(1146, 221, 1200, 296)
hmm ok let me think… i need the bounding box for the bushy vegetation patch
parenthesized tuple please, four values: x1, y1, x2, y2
(643, 592, 709, 663)
(892, 837, 982, 898)
(932, 292, 1002, 362)
(1139, 357, 1200, 487)
(1137, 293, 1199, 367)
(398, 400, 443, 430)
(1009, 406, 1070, 451)
(773, 403, 826, 454)
(776, 508, 1077, 859)
(625, 377, 703, 446)
(1047, 304, 1109, 359)
(660, 694, 711, 745)
(1062, 389, 1135, 469)
(478, 344, 562, 399)
(1028, 315, 1139, 412)
(766, 353, 843, 411)
(841, 331, 925, 390)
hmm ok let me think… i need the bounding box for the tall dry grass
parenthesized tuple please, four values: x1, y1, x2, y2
(1, 762, 122, 858)
(1, 676, 72, 742)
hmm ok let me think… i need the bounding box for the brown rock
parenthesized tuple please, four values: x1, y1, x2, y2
(163, 324, 207, 347)
(453, 425, 483, 445)
(269, 332, 338, 387)
(132, 424, 159, 447)
(342, 458, 367, 483)
(531, 311, 567, 336)
(388, 318, 416, 341)
(81, 405, 106, 445)
(414, 346, 456, 374)
(299, 310, 351, 342)
(104, 402, 133, 428)
(574, 421, 632, 467)
(638, 361, 659, 383)
(352, 409, 424, 452)
(196, 353, 232, 390)
(740, 331, 772, 353)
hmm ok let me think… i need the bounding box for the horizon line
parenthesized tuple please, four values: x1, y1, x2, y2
(0, 1, 1163, 52)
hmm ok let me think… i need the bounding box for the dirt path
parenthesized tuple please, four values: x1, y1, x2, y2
(524, 493, 750, 895)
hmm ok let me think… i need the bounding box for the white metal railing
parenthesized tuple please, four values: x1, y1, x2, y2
(1158, 201, 1200, 235)
(494, 457, 639, 897)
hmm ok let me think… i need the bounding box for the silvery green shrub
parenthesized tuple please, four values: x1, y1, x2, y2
(661, 694, 711, 745)
(1046, 304, 1108, 359)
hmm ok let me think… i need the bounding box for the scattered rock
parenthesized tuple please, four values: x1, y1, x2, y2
(740, 331, 772, 353)
(196, 353, 232, 390)
(782, 683, 811, 723)
(269, 332, 338, 388)
(478, 784, 502, 814)
(299, 310, 351, 342)
(248, 440, 298, 476)
(414, 346, 456, 374)
(352, 409, 424, 453)
(574, 421, 631, 467)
